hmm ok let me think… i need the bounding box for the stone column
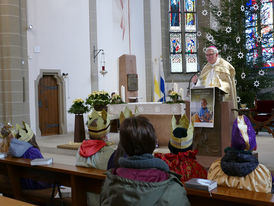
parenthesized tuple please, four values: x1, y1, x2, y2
(0, 0, 30, 124)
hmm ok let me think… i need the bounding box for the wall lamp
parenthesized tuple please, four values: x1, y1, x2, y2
(93, 46, 108, 76)
(93, 46, 104, 63)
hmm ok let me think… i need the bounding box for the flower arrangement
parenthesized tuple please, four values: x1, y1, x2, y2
(86, 91, 110, 110)
(169, 91, 181, 102)
(110, 94, 124, 104)
(68, 98, 89, 114)
(167, 91, 184, 103)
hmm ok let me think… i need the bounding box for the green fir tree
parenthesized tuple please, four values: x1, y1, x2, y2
(202, 0, 273, 108)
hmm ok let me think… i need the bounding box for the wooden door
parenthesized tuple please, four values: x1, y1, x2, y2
(38, 75, 60, 136)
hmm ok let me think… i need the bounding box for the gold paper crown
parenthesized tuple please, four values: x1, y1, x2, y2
(15, 121, 34, 142)
(88, 109, 110, 139)
(170, 114, 194, 150)
(119, 106, 139, 124)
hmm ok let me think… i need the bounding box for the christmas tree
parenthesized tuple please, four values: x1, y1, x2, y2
(201, 0, 273, 108)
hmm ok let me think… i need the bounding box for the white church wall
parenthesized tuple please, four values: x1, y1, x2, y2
(150, 0, 162, 101)
(97, 0, 146, 101)
(27, 0, 91, 133)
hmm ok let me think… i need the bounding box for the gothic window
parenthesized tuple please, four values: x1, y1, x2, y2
(169, 0, 198, 73)
(245, 0, 273, 68)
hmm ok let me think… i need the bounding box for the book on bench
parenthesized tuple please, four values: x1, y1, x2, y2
(184, 178, 217, 191)
(0, 153, 7, 158)
(30, 157, 53, 166)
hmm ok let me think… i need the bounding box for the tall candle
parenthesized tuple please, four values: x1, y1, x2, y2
(121, 85, 125, 102)
(179, 88, 184, 100)
(174, 83, 178, 92)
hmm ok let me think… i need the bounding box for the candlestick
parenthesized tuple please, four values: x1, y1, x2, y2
(121, 85, 125, 102)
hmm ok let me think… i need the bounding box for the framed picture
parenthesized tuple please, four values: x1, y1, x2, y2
(190, 87, 215, 128)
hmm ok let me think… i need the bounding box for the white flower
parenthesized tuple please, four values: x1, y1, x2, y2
(225, 27, 232, 33)
(197, 31, 202, 37)
(202, 10, 208, 16)
(73, 98, 84, 103)
(217, 11, 222, 17)
(253, 4, 259, 10)
(226, 56, 232, 62)
(236, 36, 241, 43)
(241, 5, 245, 12)
(223, 44, 228, 51)
(258, 70, 265, 76)
(238, 52, 244, 59)
(237, 96, 241, 103)
(257, 36, 262, 42)
(241, 72, 246, 79)
(254, 80, 260, 87)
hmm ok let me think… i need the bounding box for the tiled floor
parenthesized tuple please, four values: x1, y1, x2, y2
(37, 131, 274, 173)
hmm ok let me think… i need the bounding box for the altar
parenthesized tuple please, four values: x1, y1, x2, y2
(108, 102, 186, 146)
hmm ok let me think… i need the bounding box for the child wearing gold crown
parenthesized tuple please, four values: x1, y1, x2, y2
(208, 115, 273, 193)
(75, 109, 115, 206)
(154, 114, 207, 183)
(0, 122, 51, 190)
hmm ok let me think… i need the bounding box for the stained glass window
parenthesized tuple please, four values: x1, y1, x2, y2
(185, 13, 196, 32)
(184, 0, 195, 12)
(170, 54, 183, 72)
(245, 0, 273, 68)
(185, 54, 197, 72)
(169, 13, 182, 32)
(170, 33, 182, 53)
(185, 33, 196, 53)
(169, 0, 198, 73)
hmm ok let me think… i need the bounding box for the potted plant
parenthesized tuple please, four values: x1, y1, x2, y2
(169, 91, 181, 103)
(68, 98, 89, 142)
(86, 91, 111, 111)
(110, 94, 124, 104)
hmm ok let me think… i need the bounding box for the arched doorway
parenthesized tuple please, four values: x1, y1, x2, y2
(35, 70, 67, 136)
(38, 75, 59, 135)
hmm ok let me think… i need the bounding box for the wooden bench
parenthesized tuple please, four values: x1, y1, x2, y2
(0, 156, 106, 206)
(0, 156, 273, 206)
(186, 186, 274, 206)
(0, 196, 35, 206)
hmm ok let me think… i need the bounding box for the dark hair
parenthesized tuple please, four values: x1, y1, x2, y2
(201, 98, 207, 104)
(119, 116, 157, 156)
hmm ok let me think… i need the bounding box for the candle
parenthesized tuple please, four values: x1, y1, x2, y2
(179, 88, 184, 100)
(102, 66, 105, 71)
(174, 83, 178, 92)
(121, 85, 125, 102)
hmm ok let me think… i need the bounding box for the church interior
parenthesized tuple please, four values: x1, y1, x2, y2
(0, 0, 273, 205)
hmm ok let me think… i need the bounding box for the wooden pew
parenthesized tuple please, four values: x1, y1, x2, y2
(0, 156, 273, 206)
(0, 196, 35, 206)
(0, 156, 106, 206)
(186, 187, 274, 206)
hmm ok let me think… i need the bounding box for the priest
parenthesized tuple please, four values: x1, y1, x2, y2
(196, 46, 238, 111)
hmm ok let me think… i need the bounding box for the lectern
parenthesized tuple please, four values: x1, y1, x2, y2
(188, 87, 235, 168)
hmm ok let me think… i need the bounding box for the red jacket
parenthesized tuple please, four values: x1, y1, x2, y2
(154, 150, 207, 183)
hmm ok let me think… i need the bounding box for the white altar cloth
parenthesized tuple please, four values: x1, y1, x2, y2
(108, 102, 185, 117)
